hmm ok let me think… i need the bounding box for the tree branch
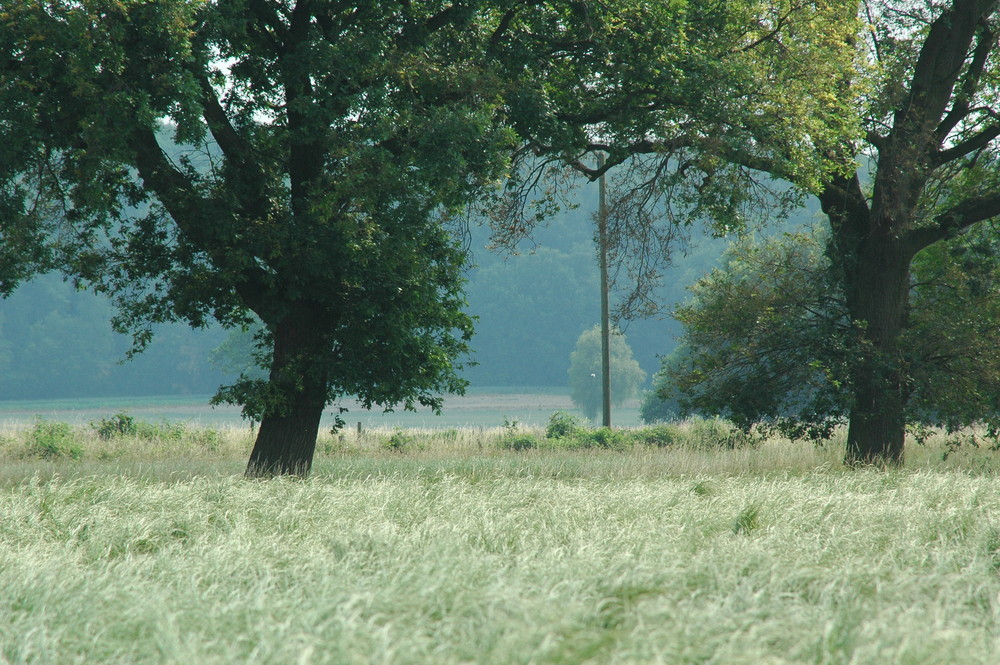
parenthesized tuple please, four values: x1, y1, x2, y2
(906, 190, 1000, 254)
(866, 129, 887, 152)
(934, 123, 1000, 164)
(197, 74, 254, 166)
(247, 0, 290, 51)
(935, 22, 997, 141)
(896, 0, 986, 144)
(490, 7, 519, 49)
(127, 126, 268, 311)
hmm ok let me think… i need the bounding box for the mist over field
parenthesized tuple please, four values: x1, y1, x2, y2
(0, 188, 742, 405)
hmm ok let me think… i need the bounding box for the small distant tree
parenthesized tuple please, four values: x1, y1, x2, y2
(568, 325, 646, 421)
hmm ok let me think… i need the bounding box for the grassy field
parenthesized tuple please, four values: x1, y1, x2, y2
(2, 421, 1000, 664)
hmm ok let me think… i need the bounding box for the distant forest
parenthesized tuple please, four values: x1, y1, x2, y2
(0, 183, 813, 401)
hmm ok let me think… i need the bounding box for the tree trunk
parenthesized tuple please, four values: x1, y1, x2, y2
(245, 316, 329, 478)
(841, 234, 912, 467)
(844, 363, 907, 467)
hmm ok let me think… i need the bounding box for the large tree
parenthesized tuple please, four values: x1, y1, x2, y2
(0, 0, 518, 476)
(499, 0, 1000, 466)
(818, 0, 1000, 464)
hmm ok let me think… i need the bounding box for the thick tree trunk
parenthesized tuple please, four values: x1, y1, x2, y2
(841, 234, 912, 467)
(844, 363, 907, 467)
(245, 316, 329, 478)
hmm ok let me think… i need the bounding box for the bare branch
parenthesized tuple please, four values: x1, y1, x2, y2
(907, 190, 1000, 254)
(934, 124, 1000, 164)
(936, 23, 998, 141)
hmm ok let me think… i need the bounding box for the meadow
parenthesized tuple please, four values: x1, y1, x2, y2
(2, 417, 1000, 664)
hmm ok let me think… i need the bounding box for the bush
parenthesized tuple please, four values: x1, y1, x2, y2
(381, 430, 415, 452)
(546, 412, 585, 439)
(499, 434, 541, 451)
(683, 417, 754, 450)
(628, 425, 677, 447)
(577, 427, 629, 450)
(91, 414, 189, 442)
(94, 413, 137, 439)
(27, 420, 83, 460)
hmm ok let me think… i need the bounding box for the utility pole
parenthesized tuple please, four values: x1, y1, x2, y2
(598, 154, 612, 428)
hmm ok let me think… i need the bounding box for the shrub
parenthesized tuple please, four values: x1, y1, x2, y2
(143, 420, 187, 441)
(499, 434, 541, 451)
(578, 427, 628, 450)
(546, 411, 585, 439)
(27, 420, 83, 460)
(628, 425, 677, 448)
(684, 417, 754, 450)
(94, 413, 138, 439)
(381, 430, 415, 452)
(91, 414, 191, 442)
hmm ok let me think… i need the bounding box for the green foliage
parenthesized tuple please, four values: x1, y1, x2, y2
(545, 411, 586, 439)
(93, 413, 138, 439)
(381, 430, 417, 454)
(666, 229, 848, 437)
(576, 427, 628, 451)
(208, 319, 269, 382)
(0, 0, 526, 472)
(89, 413, 226, 453)
(639, 390, 673, 424)
(567, 326, 647, 421)
(491, 0, 860, 316)
(627, 425, 676, 448)
(27, 419, 82, 460)
(903, 227, 1000, 434)
(498, 433, 541, 451)
(665, 226, 1000, 441)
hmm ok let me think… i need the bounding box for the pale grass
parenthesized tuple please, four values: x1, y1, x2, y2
(1, 422, 1000, 663)
(2, 466, 1000, 664)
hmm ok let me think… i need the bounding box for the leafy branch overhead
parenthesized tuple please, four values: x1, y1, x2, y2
(487, 0, 861, 318)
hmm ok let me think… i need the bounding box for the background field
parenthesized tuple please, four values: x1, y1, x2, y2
(0, 389, 644, 430)
(2, 422, 1000, 664)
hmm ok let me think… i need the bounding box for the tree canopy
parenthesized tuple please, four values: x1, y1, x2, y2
(507, 0, 1000, 465)
(488, 0, 861, 318)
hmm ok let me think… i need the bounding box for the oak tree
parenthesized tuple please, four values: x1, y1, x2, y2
(499, 0, 1000, 465)
(1, 0, 517, 476)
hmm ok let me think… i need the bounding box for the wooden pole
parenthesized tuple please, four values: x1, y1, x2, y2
(598, 154, 612, 428)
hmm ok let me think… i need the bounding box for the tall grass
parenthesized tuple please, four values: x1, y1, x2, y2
(3, 468, 1000, 664)
(2, 417, 1000, 663)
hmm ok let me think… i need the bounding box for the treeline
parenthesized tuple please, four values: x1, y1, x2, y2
(0, 187, 739, 400)
(0, 276, 227, 400)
